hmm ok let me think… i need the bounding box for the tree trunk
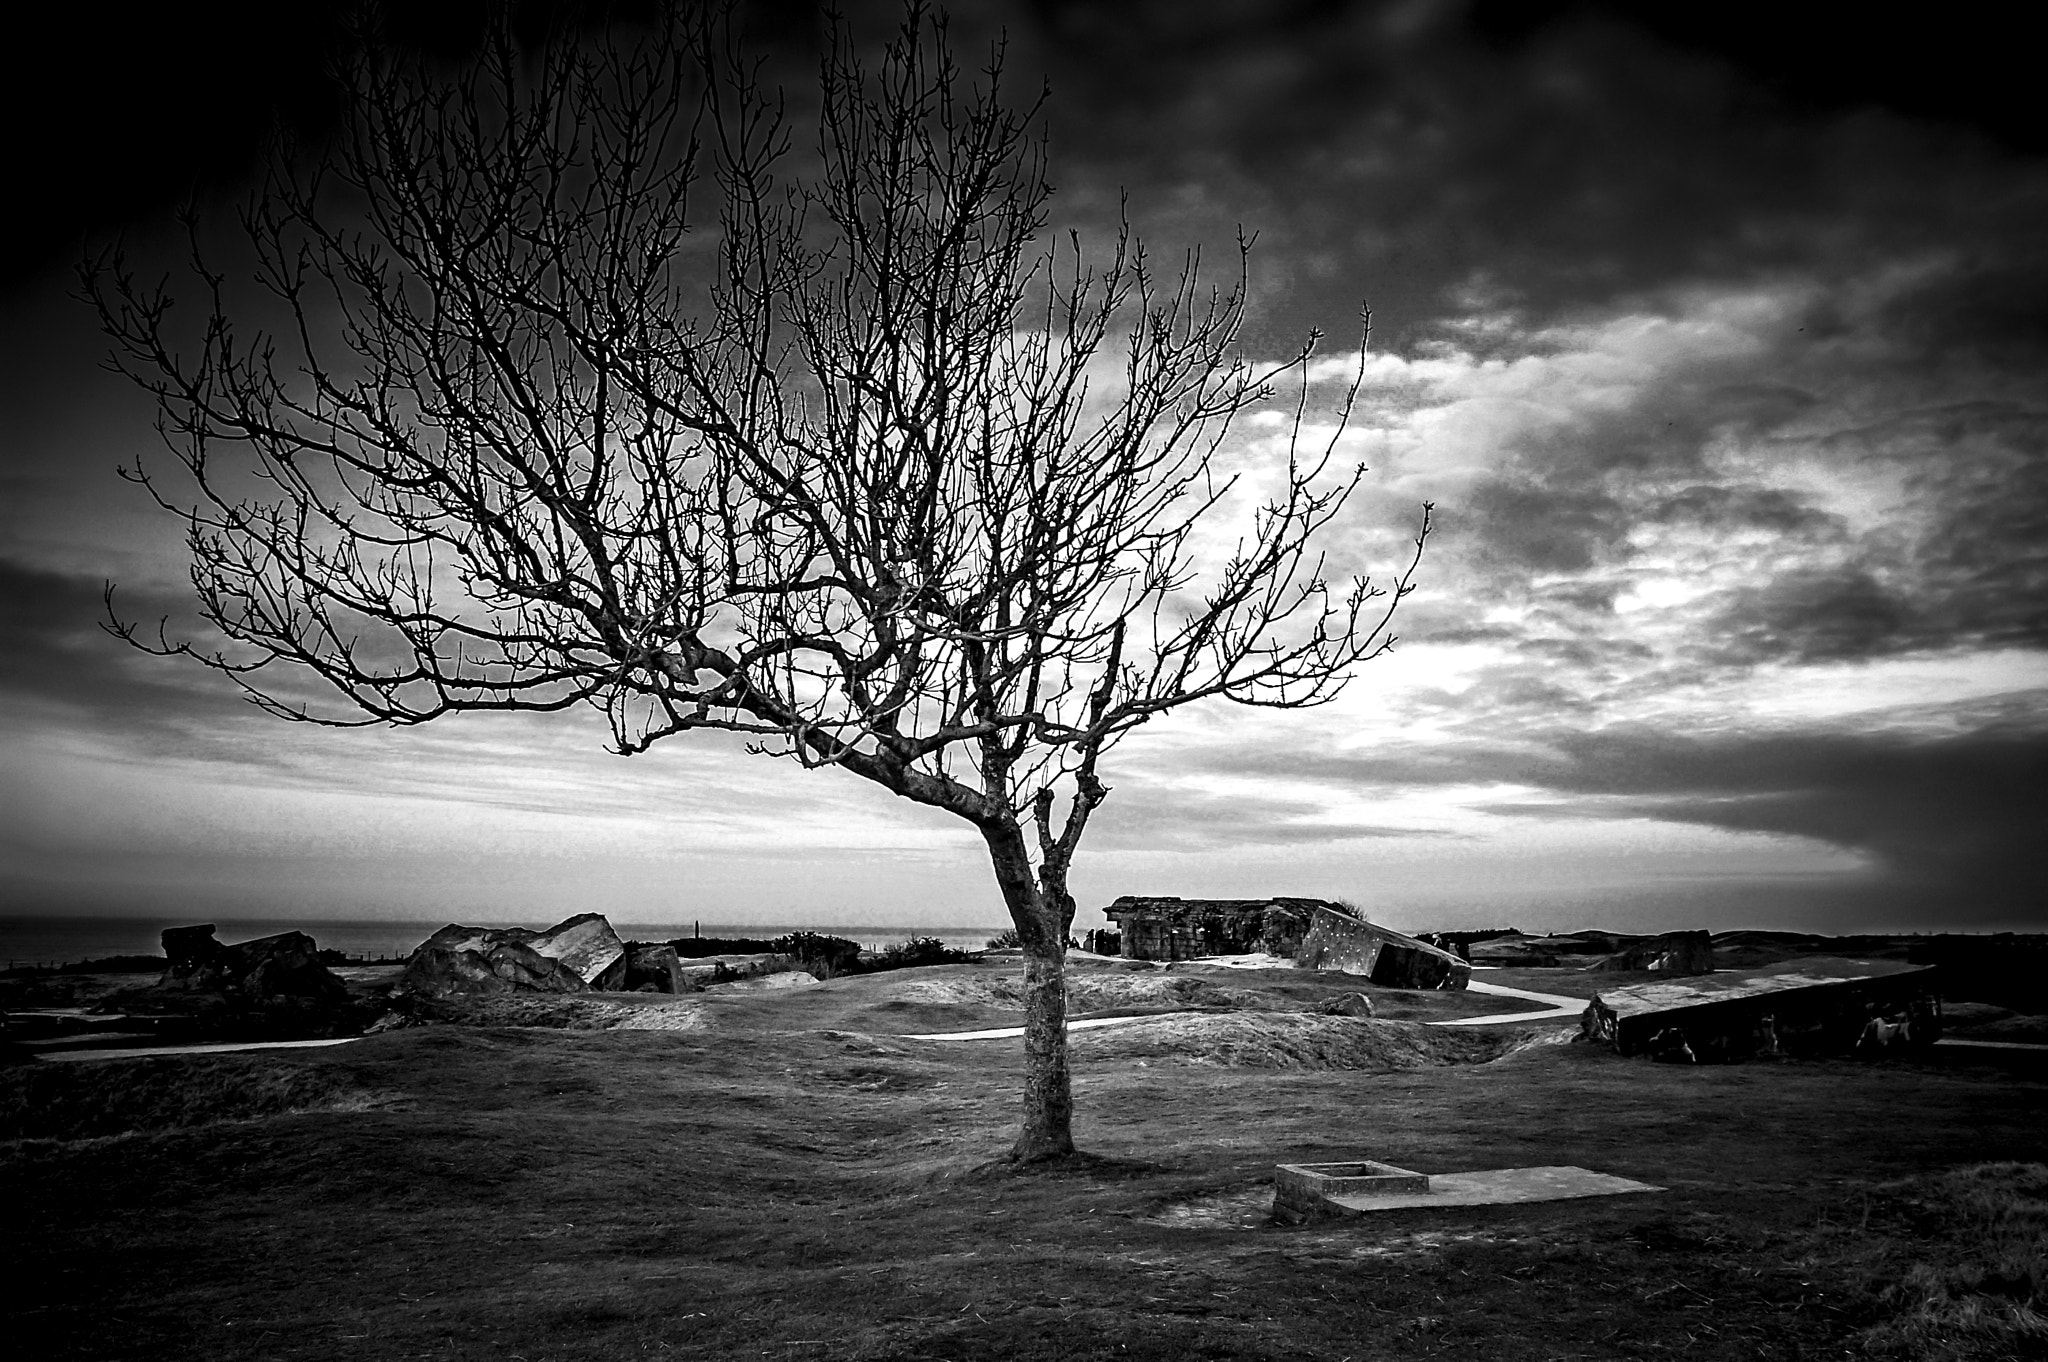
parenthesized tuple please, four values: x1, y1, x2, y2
(1013, 939, 1074, 1161)
(980, 817, 1076, 1162)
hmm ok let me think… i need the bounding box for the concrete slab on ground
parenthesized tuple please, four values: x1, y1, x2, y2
(1321, 1165, 1661, 1213)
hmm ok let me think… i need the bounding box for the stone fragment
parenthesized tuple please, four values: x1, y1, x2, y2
(625, 943, 685, 994)
(527, 914, 629, 991)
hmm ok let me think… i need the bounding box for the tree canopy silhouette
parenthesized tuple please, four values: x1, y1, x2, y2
(91, 2, 1427, 1161)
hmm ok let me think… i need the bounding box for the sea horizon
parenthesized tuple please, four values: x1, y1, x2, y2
(0, 913, 1014, 969)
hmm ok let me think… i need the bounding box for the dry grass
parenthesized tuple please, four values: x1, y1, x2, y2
(0, 1055, 400, 1142)
(1818, 1162, 2048, 1360)
(1067, 1012, 1520, 1068)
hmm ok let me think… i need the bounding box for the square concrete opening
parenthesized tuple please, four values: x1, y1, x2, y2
(1274, 1160, 1429, 1218)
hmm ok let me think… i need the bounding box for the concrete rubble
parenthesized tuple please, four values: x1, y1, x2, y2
(399, 914, 629, 999)
(1294, 906, 1471, 990)
(1591, 929, 1714, 975)
(158, 925, 350, 1005)
(625, 943, 686, 993)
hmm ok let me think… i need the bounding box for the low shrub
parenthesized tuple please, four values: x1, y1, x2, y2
(669, 935, 779, 958)
(861, 936, 978, 973)
(771, 932, 864, 980)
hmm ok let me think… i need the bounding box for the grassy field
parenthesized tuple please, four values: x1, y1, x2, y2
(4, 957, 2045, 1360)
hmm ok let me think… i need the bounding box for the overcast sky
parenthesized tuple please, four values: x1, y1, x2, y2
(3, 1, 2043, 935)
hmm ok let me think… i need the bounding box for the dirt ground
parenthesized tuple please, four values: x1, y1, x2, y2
(4, 956, 2045, 1361)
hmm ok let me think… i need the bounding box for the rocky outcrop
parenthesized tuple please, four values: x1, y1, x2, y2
(1295, 907, 1470, 990)
(1592, 930, 1714, 975)
(399, 915, 630, 999)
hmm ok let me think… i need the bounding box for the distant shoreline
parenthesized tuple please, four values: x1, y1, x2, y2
(0, 915, 1010, 971)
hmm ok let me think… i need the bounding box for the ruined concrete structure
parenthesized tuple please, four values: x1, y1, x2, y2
(158, 924, 350, 1004)
(1581, 957, 1942, 1062)
(1591, 929, 1714, 975)
(1101, 896, 1326, 962)
(400, 913, 630, 998)
(1295, 906, 1472, 990)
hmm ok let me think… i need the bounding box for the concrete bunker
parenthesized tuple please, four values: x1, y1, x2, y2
(1100, 896, 1327, 962)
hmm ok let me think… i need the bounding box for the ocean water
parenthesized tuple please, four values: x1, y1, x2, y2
(0, 915, 1011, 969)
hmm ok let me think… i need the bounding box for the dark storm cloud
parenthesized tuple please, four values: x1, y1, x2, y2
(1005, 0, 2048, 356)
(0, 558, 266, 742)
(1645, 483, 1840, 537)
(1460, 477, 1626, 577)
(1893, 405, 2048, 649)
(1181, 717, 2048, 914)
(1711, 569, 1917, 666)
(1483, 724, 2048, 912)
(1373, 272, 2048, 676)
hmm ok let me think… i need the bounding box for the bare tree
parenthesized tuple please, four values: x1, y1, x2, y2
(91, 3, 1426, 1162)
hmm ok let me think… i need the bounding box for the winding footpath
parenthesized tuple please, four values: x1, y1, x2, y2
(903, 974, 1586, 1042)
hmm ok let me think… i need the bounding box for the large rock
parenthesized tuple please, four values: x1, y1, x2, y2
(1593, 930, 1714, 975)
(398, 914, 629, 999)
(1295, 906, 1471, 990)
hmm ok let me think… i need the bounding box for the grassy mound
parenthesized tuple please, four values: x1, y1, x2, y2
(1069, 1013, 1523, 1068)
(897, 971, 1278, 1014)
(414, 994, 710, 1031)
(0, 1056, 390, 1142)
